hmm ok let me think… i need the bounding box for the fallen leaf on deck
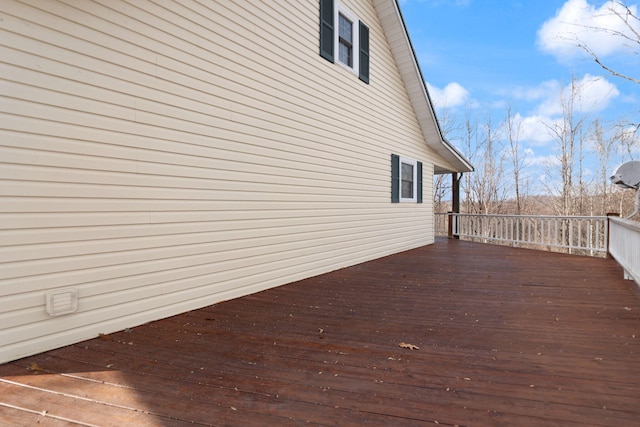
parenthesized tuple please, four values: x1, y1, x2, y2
(28, 363, 44, 372)
(399, 342, 419, 350)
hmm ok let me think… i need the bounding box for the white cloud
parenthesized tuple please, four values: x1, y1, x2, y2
(512, 75, 619, 145)
(506, 75, 619, 146)
(518, 114, 558, 145)
(537, 0, 640, 61)
(535, 74, 619, 116)
(532, 153, 561, 167)
(426, 82, 470, 109)
(512, 80, 560, 102)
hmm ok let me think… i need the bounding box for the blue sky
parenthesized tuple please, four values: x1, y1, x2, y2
(397, 0, 640, 192)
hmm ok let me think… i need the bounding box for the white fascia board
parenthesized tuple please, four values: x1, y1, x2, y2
(373, 0, 474, 174)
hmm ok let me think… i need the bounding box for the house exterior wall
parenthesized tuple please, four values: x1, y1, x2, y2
(0, 0, 455, 363)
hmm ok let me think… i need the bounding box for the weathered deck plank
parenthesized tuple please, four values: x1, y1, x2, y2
(1, 239, 639, 426)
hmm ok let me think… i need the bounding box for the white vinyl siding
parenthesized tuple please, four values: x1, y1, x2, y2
(0, 0, 446, 363)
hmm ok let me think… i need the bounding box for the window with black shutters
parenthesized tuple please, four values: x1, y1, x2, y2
(319, 0, 369, 84)
(391, 154, 423, 203)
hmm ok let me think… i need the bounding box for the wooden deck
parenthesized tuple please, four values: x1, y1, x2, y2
(1, 238, 639, 426)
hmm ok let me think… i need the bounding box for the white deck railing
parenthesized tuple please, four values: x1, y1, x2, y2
(435, 213, 609, 256)
(608, 217, 640, 284)
(435, 213, 639, 285)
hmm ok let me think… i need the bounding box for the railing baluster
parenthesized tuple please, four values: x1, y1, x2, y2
(578, 220, 582, 250)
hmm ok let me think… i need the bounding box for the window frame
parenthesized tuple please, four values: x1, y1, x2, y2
(319, 0, 370, 84)
(391, 154, 423, 204)
(334, 4, 359, 75)
(399, 156, 418, 203)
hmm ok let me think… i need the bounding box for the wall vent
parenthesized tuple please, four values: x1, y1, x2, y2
(46, 288, 78, 316)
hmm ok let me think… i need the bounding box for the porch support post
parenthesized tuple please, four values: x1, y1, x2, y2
(449, 172, 461, 239)
(452, 172, 461, 214)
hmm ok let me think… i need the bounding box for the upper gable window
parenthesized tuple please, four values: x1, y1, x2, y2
(319, 0, 370, 84)
(338, 13, 354, 67)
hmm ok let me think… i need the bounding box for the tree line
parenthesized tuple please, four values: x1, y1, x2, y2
(435, 89, 639, 218)
(436, 1, 640, 219)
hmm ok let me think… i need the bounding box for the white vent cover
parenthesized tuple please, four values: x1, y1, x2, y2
(46, 288, 78, 316)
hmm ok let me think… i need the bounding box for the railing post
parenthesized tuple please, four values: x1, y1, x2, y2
(447, 212, 459, 239)
(606, 213, 618, 258)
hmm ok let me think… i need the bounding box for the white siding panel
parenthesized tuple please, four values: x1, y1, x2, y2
(0, 0, 444, 363)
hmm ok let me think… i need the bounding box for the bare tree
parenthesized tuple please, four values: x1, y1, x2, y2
(591, 119, 615, 214)
(460, 111, 479, 213)
(567, 0, 640, 217)
(433, 106, 464, 214)
(503, 106, 530, 214)
(615, 122, 640, 161)
(436, 105, 463, 139)
(576, 124, 591, 215)
(433, 173, 449, 214)
(542, 76, 588, 217)
(572, 1, 640, 85)
(467, 118, 509, 215)
(612, 121, 640, 216)
(564, 0, 640, 161)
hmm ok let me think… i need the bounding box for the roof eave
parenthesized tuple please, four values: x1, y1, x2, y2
(373, 0, 474, 174)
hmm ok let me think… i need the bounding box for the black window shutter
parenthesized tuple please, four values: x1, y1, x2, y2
(391, 154, 400, 203)
(319, 0, 334, 62)
(417, 161, 423, 203)
(359, 21, 370, 84)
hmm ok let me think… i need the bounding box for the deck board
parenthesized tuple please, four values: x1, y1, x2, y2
(1, 238, 639, 426)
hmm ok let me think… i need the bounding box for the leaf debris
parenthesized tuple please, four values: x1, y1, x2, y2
(28, 363, 45, 373)
(398, 342, 420, 350)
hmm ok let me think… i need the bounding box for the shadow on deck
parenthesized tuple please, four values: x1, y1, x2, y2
(1, 238, 639, 426)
